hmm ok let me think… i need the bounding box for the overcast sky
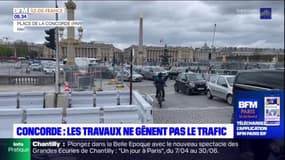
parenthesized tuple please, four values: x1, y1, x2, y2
(0, 0, 284, 49)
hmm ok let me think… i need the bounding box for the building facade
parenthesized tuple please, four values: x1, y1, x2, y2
(42, 41, 123, 63)
(124, 45, 195, 65)
(193, 43, 221, 62)
(215, 47, 284, 63)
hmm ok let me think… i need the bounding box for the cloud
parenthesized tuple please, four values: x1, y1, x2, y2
(0, 0, 283, 50)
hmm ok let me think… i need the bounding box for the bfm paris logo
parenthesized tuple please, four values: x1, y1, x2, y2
(260, 8, 272, 20)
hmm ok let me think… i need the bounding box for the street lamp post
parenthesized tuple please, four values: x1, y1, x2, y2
(129, 48, 134, 105)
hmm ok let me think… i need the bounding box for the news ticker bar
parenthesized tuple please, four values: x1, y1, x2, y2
(13, 124, 234, 139)
(0, 139, 243, 160)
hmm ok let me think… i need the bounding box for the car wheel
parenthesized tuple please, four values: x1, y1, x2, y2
(174, 84, 179, 92)
(207, 90, 213, 99)
(226, 94, 233, 105)
(187, 88, 192, 95)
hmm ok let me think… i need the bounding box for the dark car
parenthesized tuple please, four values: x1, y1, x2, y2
(232, 69, 284, 122)
(233, 69, 284, 92)
(174, 72, 207, 95)
(232, 69, 284, 160)
(168, 67, 188, 80)
(88, 65, 115, 79)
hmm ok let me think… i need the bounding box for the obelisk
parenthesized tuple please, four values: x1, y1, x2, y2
(138, 13, 144, 65)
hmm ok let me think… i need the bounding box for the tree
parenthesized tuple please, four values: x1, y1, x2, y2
(14, 40, 29, 57)
(0, 46, 14, 57)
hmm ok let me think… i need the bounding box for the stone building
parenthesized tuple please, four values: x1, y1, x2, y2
(124, 45, 195, 65)
(43, 41, 123, 63)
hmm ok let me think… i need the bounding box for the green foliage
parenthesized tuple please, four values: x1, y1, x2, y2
(14, 41, 29, 57)
(15, 46, 29, 57)
(0, 46, 14, 57)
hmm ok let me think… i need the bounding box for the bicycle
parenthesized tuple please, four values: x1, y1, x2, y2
(155, 75, 168, 108)
(156, 89, 164, 108)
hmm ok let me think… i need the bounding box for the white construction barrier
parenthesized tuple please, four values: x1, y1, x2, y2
(0, 109, 23, 138)
(70, 91, 95, 108)
(132, 91, 153, 123)
(144, 94, 154, 106)
(25, 108, 63, 123)
(19, 92, 45, 109)
(0, 92, 18, 109)
(102, 105, 141, 123)
(65, 107, 100, 123)
(45, 92, 56, 108)
(96, 91, 129, 106)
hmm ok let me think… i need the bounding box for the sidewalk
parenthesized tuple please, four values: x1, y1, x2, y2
(0, 79, 129, 92)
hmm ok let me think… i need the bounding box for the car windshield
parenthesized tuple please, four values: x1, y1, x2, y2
(152, 67, 164, 72)
(174, 67, 186, 72)
(186, 74, 204, 81)
(226, 77, 235, 86)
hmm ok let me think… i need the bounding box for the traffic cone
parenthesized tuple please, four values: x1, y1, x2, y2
(64, 82, 70, 93)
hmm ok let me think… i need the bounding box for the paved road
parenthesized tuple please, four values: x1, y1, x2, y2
(131, 80, 233, 123)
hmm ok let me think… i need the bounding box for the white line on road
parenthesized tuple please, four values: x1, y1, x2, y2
(149, 91, 176, 96)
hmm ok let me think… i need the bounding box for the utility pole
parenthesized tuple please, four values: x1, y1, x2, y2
(55, 0, 60, 93)
(209, 23, 216, 63)
(209, 23, 216, 73)
(129, 48, 134, 105)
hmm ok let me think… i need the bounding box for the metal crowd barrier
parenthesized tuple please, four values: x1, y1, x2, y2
(0, 90, 154, 137)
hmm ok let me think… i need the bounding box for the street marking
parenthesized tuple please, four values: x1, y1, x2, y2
(149, 91, 176, 96)
(152, 106, 233, 111)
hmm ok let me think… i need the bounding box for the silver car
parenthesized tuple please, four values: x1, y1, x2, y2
(142, 66, 168, 80)
(116, 70, 143, 82)
(30, 63, 43, 71)
(206, 75, 235, 105)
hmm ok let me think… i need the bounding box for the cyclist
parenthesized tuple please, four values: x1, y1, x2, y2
(154, 72, 167, 101)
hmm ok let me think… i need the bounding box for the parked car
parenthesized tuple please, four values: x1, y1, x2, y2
(43, 66, 55, 74)
(206, 75, 235, 105)
(174, 72, 207, 95)
(134, 65, 144, 74)
(88, 65, 115, 79)
(233, 69, 284, 92)
(14, 62, 22, 69)
(231, 69, 284, 123)
(142, 66, 168, 80)
(168, 66, 189, 80)
(116, 70, 143, 82)
(30, 63, 42, 71)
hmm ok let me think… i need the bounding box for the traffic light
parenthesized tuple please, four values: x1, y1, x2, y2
(45, 28, 56, 50)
